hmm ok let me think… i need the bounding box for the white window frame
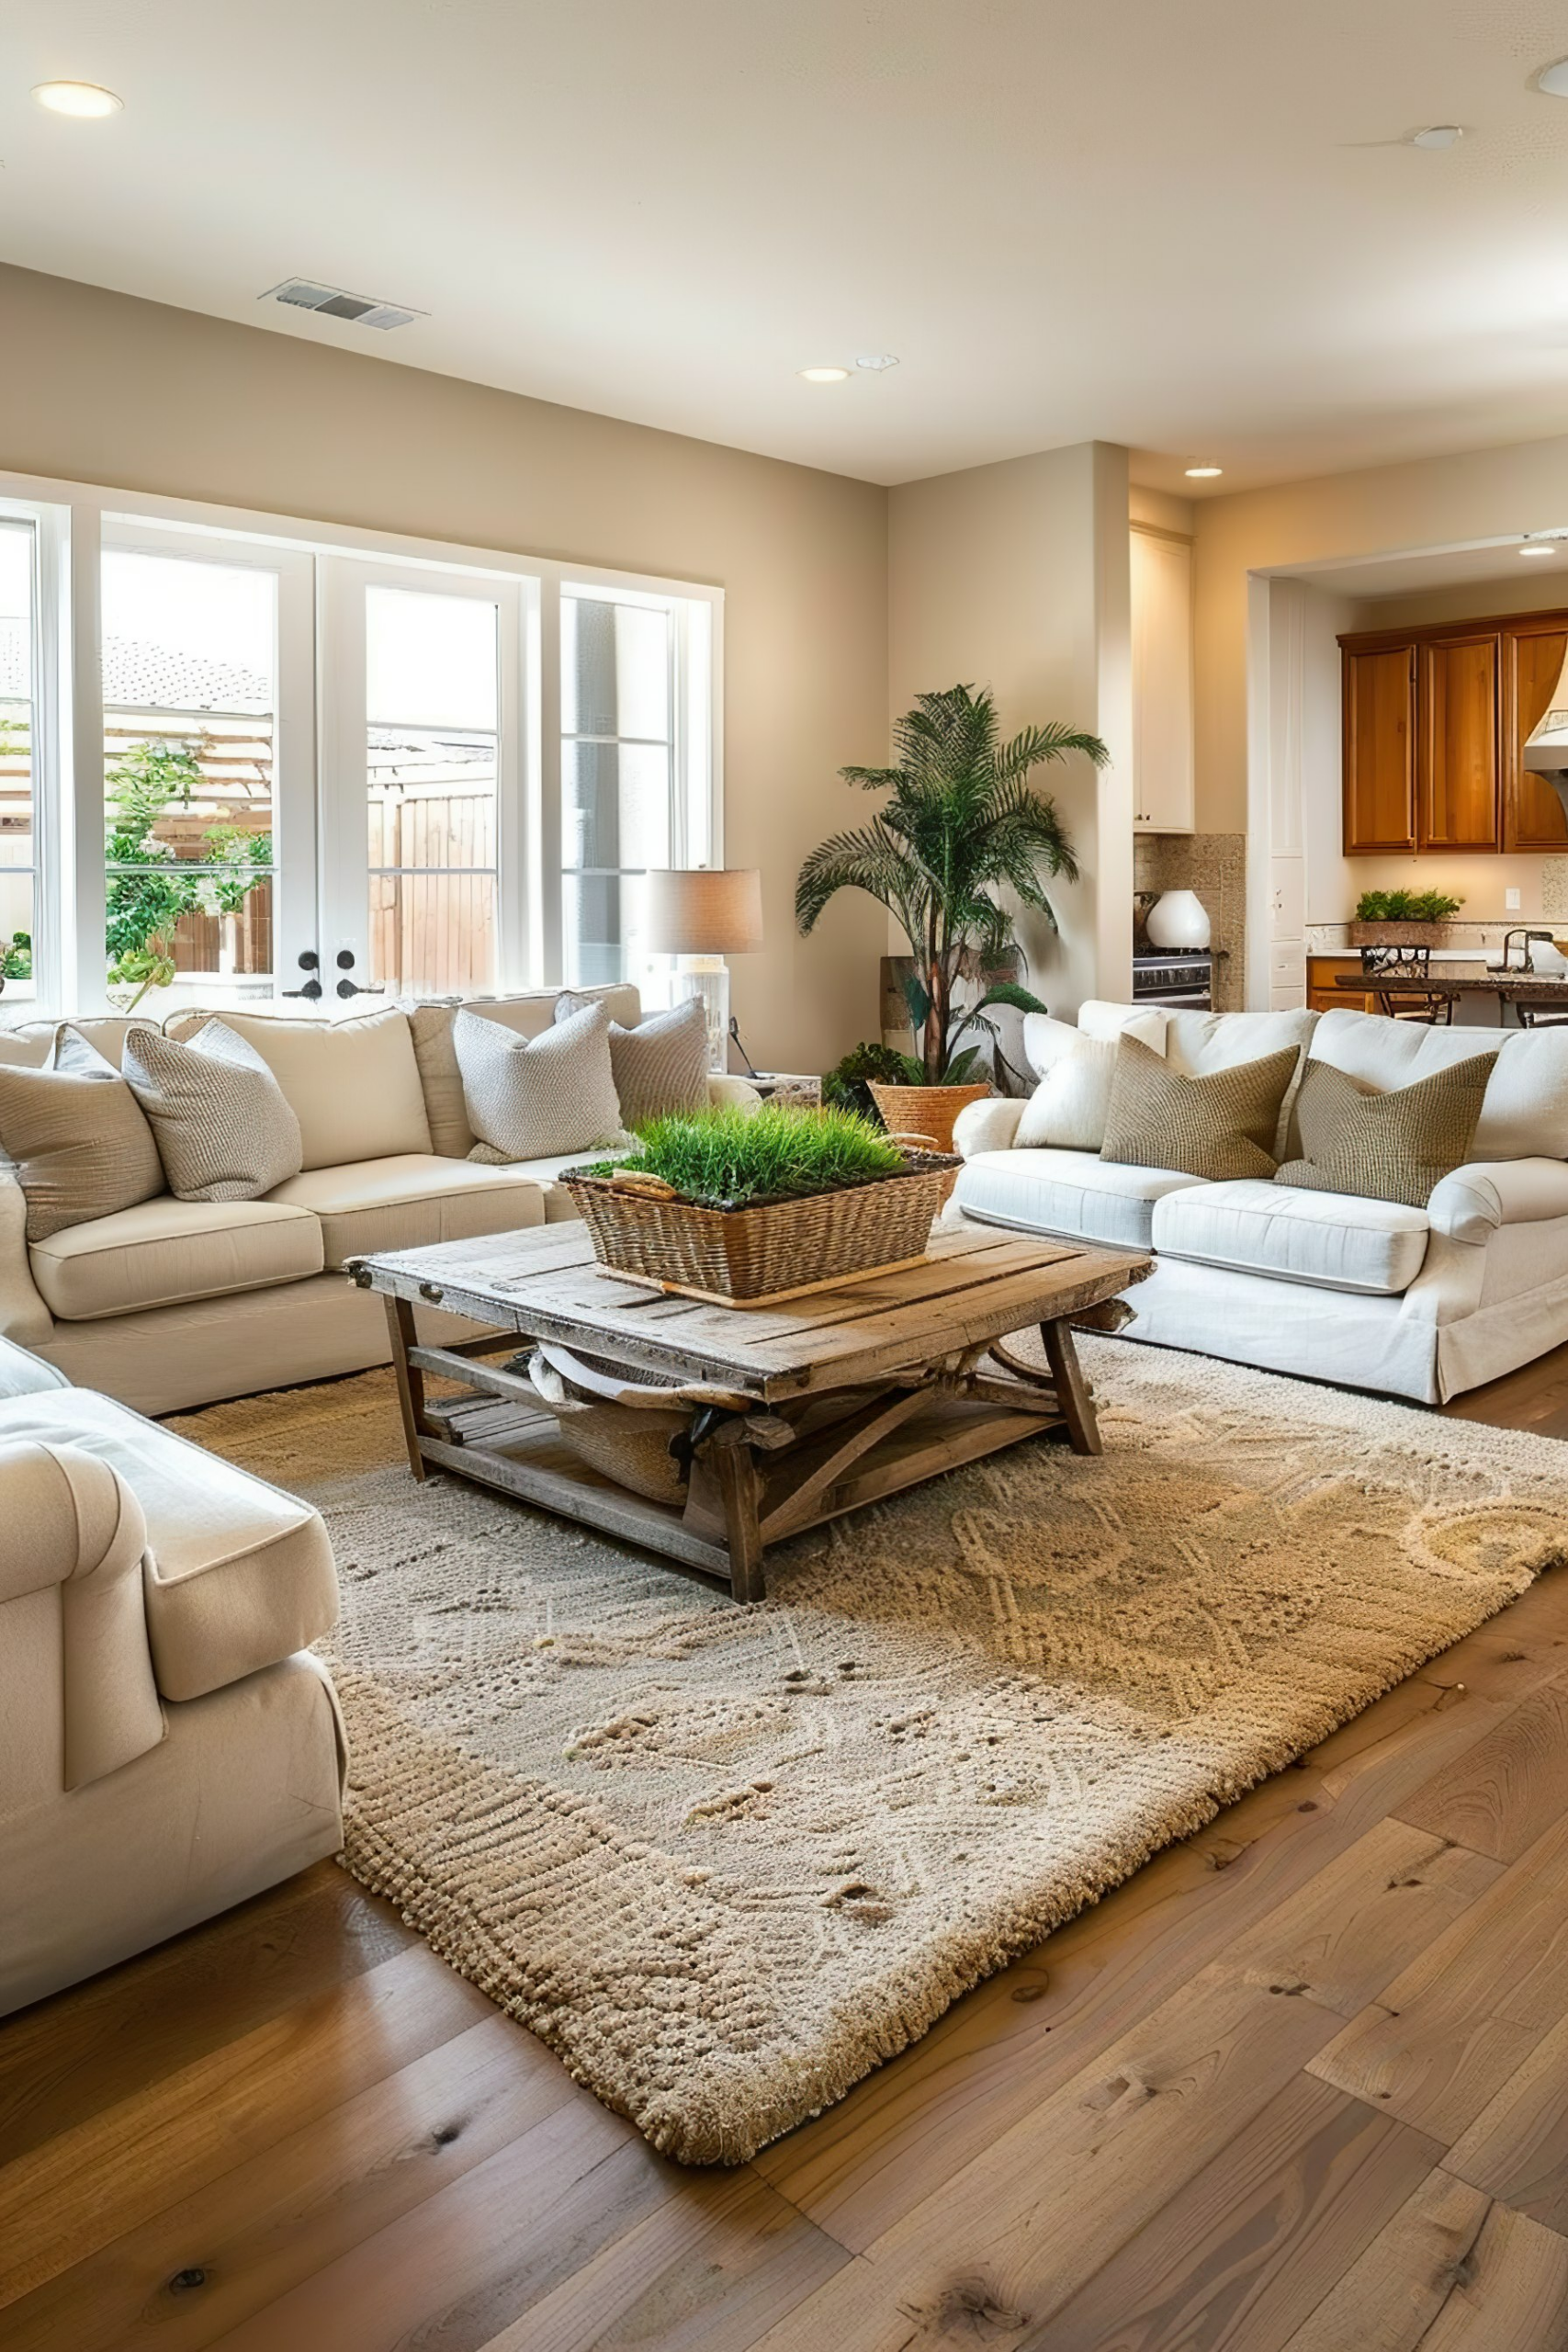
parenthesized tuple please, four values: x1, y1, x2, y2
(0, 469, 722, 1015)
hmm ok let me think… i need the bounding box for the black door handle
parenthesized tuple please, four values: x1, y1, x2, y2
(283, 950, 322, 1001)
(333, 947, 384, 1001)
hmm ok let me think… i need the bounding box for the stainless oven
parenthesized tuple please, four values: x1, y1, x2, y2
(1132, 950, 1212, 1009)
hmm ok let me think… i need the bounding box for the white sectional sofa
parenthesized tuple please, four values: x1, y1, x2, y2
(0, 986, 755, 1415)
(951, 1002, 1568, 1404)
(0, 1333, 343, 2014)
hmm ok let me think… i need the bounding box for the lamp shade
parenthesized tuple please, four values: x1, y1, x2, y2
(644, 867, 764, 955)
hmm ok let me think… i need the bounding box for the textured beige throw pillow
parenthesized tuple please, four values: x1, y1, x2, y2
(1276, 1054, 1493, 1208)
(555, 989, 709, 1129)
(0, 1025, 165, 1241)
(1100, 1034, 1302, 1182)
(455, 999, 628, 1160)
(124, 1021, 304, 1202)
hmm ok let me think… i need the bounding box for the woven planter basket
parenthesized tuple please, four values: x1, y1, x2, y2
(562, 1154, 957, 1306)
(866, 1080, 991, 1156)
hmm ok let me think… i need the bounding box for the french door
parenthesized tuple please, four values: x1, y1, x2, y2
(49, 505, 718, 1020)
(318, 560, 525, 1003)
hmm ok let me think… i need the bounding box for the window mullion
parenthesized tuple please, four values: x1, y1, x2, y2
(67, 502, 107, 1015)
(537, 576, 563, 985)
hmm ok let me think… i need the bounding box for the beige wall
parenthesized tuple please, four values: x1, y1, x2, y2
(0, 263, 888, 1075)
(888, 442, 1134, 1019)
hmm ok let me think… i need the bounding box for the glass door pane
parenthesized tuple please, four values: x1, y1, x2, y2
(561, 592, 673, 989)
(101, 549, 279, 1017)
(365, 585, 500, 998)
(0, 526, 38, 1005)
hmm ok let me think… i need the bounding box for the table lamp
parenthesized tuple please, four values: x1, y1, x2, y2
(644, 867, 764, 1071)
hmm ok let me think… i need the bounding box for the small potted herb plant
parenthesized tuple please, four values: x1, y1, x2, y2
(564, 1103, 953, 1305)
(1349, 888, 1464, 947)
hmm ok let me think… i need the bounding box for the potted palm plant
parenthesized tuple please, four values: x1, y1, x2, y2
(796, 684, 1105, 1148)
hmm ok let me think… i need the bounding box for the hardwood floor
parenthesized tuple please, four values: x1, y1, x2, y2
(10, 1345, 1568, 2349)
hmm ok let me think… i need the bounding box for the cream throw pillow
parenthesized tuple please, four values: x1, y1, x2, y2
(455, 999, 628, 1160)
(124, 1022, 304, 1202)
(555, 989, 709, 1129)
(0, 1025, 164, 1241)
(1015, 1036, 1122, 1151)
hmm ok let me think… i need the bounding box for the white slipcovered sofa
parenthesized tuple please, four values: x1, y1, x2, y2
(950, 1002, 1568, 1404)
(0, 1333, 343, 2015)
(0, 986, 754, 1415)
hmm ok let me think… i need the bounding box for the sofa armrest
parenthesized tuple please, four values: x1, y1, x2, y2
(1427, 1159, 1568, 1245)
(953, 1097, 1026, 1159)
(0, 1170, 54, 1349)
(0, 1441, 162, 1789)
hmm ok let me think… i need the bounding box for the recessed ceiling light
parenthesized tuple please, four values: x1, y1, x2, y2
(32, 80, 122, 117)
(799, 366, 850, 383)
(855, 354, 899, 372)
(1537, 58, 1568, 96)
(1184, 464, 1224, 479)
(1521, 542, 1556, 557)
(1410, 125, 1462, 149)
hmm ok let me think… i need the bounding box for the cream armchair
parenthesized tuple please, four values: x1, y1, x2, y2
(0, 1339, 344, 2015)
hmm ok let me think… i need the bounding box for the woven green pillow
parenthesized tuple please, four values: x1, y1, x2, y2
(1100, 1035, 1302, 1181)
(1275, 1054, 1493, 1208)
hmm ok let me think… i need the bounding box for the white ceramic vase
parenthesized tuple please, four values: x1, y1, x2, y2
(1145, 888, 1211, 951)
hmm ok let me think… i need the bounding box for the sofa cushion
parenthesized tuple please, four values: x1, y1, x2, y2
(124, 1022, 304, 1202)
(0, 1386, 337, 1701)
(1278, 1053, 1494, 1209)
(0, 1029, 166, 1242)
(1164, 1006, 1318, 1156)
(1017, 1036, 1122, 1151)
(455, 999, 627, 1160)
(267, 1153, 555, 1268)
(954, 1147, 1205, 1249)
(1022, 1005, 1164, 1080)
(1100, 1035, 1302, 1182)
(28, 1196, 323, 1321)
(407, 987, 642, 1156)
(179, 1008, 433, 1171)
(556, 989, 709, 1126)
(1152, 1179, 1431, 1296)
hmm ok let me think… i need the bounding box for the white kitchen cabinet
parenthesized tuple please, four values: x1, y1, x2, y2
(1131, 526, 1196, 832)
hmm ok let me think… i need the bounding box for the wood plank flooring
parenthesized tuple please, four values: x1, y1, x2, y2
(10, 1341, 1568, 2349)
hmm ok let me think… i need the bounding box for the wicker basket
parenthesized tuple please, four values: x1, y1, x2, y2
(562, 1153, 957, 1306)
(866, 1080, 991, 1156)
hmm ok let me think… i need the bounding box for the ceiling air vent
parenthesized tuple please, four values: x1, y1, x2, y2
(262, 278, 424, 332)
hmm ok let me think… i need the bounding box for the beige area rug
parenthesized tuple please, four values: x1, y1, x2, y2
(173, 1340, 1568, 2165)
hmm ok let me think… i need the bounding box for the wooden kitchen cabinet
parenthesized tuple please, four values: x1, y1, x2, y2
(1342, 644, 1416, 854)
(1418, 631, 1500, 850)
(1340, 605, 1568, 856)
(1306, 955, 1372, 1013)
(1505, 621, 1568, 851)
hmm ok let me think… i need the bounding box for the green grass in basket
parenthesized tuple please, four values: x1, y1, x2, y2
(582, 1102, 907, 1210)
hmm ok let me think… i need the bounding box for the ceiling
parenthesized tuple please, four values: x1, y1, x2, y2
(9, 1, 1568, 491)
(1297, 542, 1568, 600)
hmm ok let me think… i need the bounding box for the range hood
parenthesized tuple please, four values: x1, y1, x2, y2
(1522, 646, 1568, 823)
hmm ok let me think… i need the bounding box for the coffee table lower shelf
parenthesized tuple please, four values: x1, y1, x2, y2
(384, 1302, 1106, 1603)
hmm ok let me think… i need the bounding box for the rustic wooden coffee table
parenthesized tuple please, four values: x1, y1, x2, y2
(348, 1223, 1149, 1602)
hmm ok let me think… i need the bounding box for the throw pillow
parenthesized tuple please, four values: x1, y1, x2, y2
(0, 1026, 164, 1241)
(123, 1021, 304, 1202)
(1100, 1034, 1302, 1182)
(1022, 1007, 1165, 1080)
(1275, 1054, 1494, 1209)
(1016, 1036, 1122, 1151)
(454, 999, 627, 1160)
(555, 989, 709, 1128)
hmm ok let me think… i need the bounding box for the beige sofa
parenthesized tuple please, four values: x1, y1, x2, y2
(0, 986, 752, 1415)
(0, 1333, 343, 2015)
